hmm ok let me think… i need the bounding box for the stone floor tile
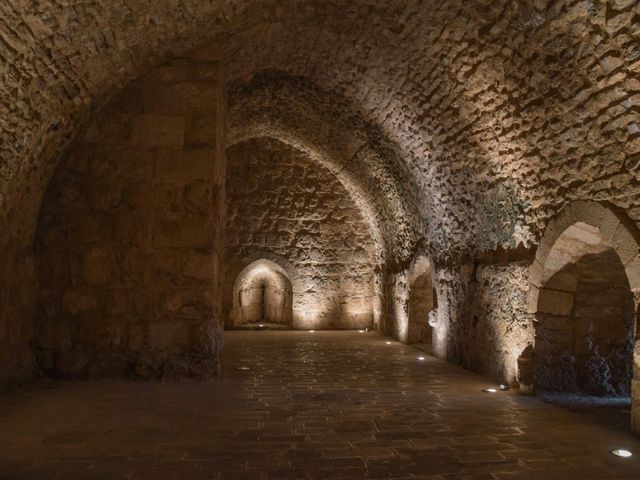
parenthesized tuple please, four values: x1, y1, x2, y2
(0, 331, 638, 480)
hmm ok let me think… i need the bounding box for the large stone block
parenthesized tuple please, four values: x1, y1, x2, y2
(157, 288, 213, 318)
(143, 63, 192, 83)
(82, 246, 118, 284)
(185, 115, 218, 147)
(130, 115, 185, 146)
(153, 216, 214, 249)
(185, 181, 217, 215)
(183, 251, 214, 281)
(85, 114, 133, 144)
(537, 289, 574, 316)
(87, 183, 122, 212)
(143, 83, 220, 116)
(155, 148, 216, 183)
(62, 288, 98, 316)
(147, 321, 189, 351)
(612, 224, 640, 265)
(625, 255, 640, 290)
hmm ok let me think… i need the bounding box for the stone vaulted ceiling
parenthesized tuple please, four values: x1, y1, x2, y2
(2, 0, 639, 263)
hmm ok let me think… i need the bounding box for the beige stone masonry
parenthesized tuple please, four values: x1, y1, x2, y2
(35, 58, 226, 380)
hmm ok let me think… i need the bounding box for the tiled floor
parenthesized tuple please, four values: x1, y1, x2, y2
(1, 331, 639, 479)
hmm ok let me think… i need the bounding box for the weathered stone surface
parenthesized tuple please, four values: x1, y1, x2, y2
(464, 263, 534, 385)
(224, 138, 377, 329)
(0, 2, 639, 432)
(34, 59, 226, 380)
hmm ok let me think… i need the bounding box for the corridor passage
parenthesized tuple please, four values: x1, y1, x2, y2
(1, 331, 639, 480)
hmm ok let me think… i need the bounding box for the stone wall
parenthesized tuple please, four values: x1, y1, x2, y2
(0, 243, 38, 390)
(383, 253, 436, 345)
(233, 264, 293, 327)
(34, 59, 226, 380)
(463, 262, 534, 385)
(224, 138, 377, 329)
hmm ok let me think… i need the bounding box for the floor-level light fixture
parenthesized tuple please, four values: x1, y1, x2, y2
(610, 449, 633, 458)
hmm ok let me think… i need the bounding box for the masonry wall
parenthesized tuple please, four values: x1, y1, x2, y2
(35, 59, 226, 379)
(224, 138, 377, 329)
(462, 262, 534, 385)
(0, 242, 38, 390)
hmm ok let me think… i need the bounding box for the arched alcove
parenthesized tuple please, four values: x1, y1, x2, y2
(231, 259, 293, 329)
(535, 223, 634, 394)
(527, 201, 640, 433)
(390, 250, 438, 345)
(407, 253, 437, 346)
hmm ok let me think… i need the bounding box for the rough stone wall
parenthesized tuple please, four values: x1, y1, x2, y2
(463, 262, 534, 385)
(234, 267, 293, 326)
(408, 272, 435, 345)
(0, 244, 37, 390)
(431, 265, 475, 362)
(384, 256, 436, 345)
(7, 1, 639, 264)
(34, 59, 226, 379)
(224, 138, 377, 329)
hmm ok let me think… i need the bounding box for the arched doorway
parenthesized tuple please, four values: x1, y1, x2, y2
(231, 259, 293, 329)
(527, 202, 640, 433)
(407, 253, 437, 346)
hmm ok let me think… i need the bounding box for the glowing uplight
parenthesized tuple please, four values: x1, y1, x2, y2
(358, 330, 365, 333)
(309, 330, 315, 333)
(482, 388, 498, 393)
(610, 449, 633, 458)
(417, 356, 425, 361)
(385, 341, 391, 345)
(259, 324, 265, 328)
(237, 366, 251, 371)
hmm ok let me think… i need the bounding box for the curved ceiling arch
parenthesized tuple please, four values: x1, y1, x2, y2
(228, 129, 390, 266)
(3, 0, 638, 261)
(227, 71, 424, 265)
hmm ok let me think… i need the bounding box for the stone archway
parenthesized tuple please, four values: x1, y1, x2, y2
(231, 259, 293, 329)
(390, 250, 438, 345)
(527, 201, 640, 434)
(407, 253, 437, 346)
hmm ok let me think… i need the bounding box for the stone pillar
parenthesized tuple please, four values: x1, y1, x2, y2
(0, 240, 38, 390)
(36, 57, 226, 379)
(432, 264, 472, 363)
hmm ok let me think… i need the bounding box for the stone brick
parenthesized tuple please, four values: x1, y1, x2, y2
(224, 138, 376, 329)
(32, 59, 225, 381)
(62, 289, 98, 316)
(155, 148, 216, 182)
(130, 115, 185, 147)
(81, 246, 118, 285)
(626, 255, 640, 291)
(537, 289, 574, 316)
(153, 216, 214, 249)
(612, 223, 640, 265)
